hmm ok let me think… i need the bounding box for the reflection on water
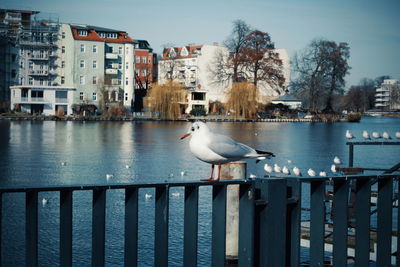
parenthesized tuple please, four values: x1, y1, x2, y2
(0, 117, 399, 266)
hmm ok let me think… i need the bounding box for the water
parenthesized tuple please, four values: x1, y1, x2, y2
(0, 117, 399, 266)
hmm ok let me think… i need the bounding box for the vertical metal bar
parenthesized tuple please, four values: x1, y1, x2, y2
(376, 177, 393, 267)
(310, 181, 325, 267)
(286, 180, 301, 267)
(125, 187, 138, 267)
(60, 190, 73, 267)
(332, 179, 349, 266)
(154, 186, 169, 267)
(183, 186, 198, 267)
(354, 178, 371, 266)
(0, 192, 2, 267)
(212, 184, 227, 267)
(257, 179, 287, 267)
(349, 143, 354, 167)
(397, 179, 400, 267)
(238, 184, 254, 267)
(26, 191, 38, 267)
(92, 189, 106, 267)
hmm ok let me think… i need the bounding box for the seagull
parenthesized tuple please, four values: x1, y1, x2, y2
(396, 132, 400, 139)
(171, 192, 180, 198)
(331, 164, 337, 173)
(333, 156, 342, 165)
(345, 130, 354, 139)
(180, 121, 275, 181)
(180, 171, 186, 176)
(372, 131, 381, 139)
(106, 174, 113, 180)
(274, 164, 282, 173)
(362, 130, 370, 140)
(125, 165, 130, 169)
(61, 162, 67, 166)
(249, 173, 257, 179)
(293, 167, 302, 176)
(145, 193, 152, 199)
(319, 171, 327, 177)
(307, 168, 316, 177)
(282, 166, 290, 175)
(383, 131, 392, 140)
(42, 198, 48, 206)
(264, 163, 273, 174)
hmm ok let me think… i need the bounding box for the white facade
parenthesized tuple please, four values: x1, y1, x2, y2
(375, 79, 400, 110)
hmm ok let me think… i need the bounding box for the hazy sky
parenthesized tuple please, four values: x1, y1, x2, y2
(2, 0, 399, 87)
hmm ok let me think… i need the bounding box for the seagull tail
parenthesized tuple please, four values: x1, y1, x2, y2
(255, 150, 275, 163)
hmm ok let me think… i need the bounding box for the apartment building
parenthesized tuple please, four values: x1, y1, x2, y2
(375, 79, 400, 110)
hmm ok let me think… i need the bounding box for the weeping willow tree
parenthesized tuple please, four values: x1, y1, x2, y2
(144, 82, 187, 119)
(226, 82, 259, 119)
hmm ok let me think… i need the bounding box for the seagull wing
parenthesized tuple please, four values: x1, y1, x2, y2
(207, 133, 256, 159)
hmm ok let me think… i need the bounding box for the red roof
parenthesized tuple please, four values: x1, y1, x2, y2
(71, 27, 134, 44)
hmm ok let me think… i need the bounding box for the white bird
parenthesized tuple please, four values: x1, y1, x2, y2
(171, 192, 180, 198)
(345, 130, 354, 139)
(319, 171, 327, 177)
(372, 131, 381, 139)
(264, 163, 273, 174)
(307, 168, 316, 177)
(125, 165, 130, 169)
(333, 156, 342, 165)
(396, 132, 400, 139)
(42, 198, 48, 206)
(362, 130, 370, 140)
(383, 131, 392, 140)
(180, 171, 186, 176)
(293, 167, 302, 176)
(274, 164, 282, 173)
(249, 173, 257, 179)
(180, 121, 274, 181)
(145, 193, 152, 199)
(106, 174, 113, 180)
(331, 164, 337, 173)
(282, 166, 290, 175)
(61, 162, 67, 166)
(287, 160, 292, 164)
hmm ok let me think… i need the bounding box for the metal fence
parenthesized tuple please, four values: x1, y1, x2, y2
(0, 174, 399, 267)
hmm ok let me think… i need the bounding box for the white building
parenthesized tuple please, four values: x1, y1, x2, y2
(375, 79, 400, 110)
(158, 43, 290, 114)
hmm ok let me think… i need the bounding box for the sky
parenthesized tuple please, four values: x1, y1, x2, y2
(2, 0, 399, 88)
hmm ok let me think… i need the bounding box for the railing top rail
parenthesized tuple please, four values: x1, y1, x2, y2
(346, 141, 400, 146)
(0, 179, 251, 193)
(263, 173, 399, 183)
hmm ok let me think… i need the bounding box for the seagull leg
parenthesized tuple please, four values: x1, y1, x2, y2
(201, 164, 215, 181)
(214, 165, 222, 182)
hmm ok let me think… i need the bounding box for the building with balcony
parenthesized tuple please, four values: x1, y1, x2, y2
(375, 79, 400, 110)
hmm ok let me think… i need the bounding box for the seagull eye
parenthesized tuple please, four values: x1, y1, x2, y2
(191, 127, 195, 131)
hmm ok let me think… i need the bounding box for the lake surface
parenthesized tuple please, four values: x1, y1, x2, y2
(0, 117, 399, 266)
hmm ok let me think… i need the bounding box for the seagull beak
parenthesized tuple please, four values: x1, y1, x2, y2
(180, 133, 191, 140)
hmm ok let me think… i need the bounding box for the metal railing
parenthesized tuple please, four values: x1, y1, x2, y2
(0, 174, 399, 267)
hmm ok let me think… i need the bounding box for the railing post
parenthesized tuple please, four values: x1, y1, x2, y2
(60, 190, 73, 267)
(376, 177, 393, 266)
(26, 190, 38, 267)
(184, 185, 199, 267)
(349, 143, 354, 167)
(154, 186, 169, 267)
(212, 184, 227, 267)
(0, 192, 2, 266)
(125, 187, 138, 267)
(256, 178, 287, 267)
(238, 183, 255, 267)
(310, 180, 325, 267)
(92, 189, 106, 267)
(286, 179, 301, 267)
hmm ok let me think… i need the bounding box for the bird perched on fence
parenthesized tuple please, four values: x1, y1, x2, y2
(372, 131, 381, 139)
(333, 156, 342, 165)
(307, 168, 316, 177)
(396, 132, 400, 139)
(362, 130, 370, 140)
(293, 166, 302, 176)
(180, 121, 275, 181)
(383, 131, 392, 140)
(345, 130, 354, 139)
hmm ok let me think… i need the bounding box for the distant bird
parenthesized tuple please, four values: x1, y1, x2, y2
(169, 173, 174, 178)
(180, 121, 275, 181)
(372, 131, 381, 139)
(307, 168, 316, 177)
(171, 192, 180, 198)
(180, 171, 186, 176)
(293, 167, 302, 176)
(319, 171, 327, 177)
(249, 173, 257, 179)
(345, 130, 354, 139)
(264, 163, 273, 174)
(42, 198, 48, 207)
(274, 164, 282, 173)
(396, 132, 400, 139)
(282, 166, 290, 175)
(333, 156, 342, 165)
(383, 131, 392, 140)
(106, 174, 113, 180)
(61, 162, 67, 166)
(145, 193, 152, 199)
(125, 165, 130, 169)
(331, 164, 337, 173)
(287, 160, 292, 164)
(362, 130, 370, 140)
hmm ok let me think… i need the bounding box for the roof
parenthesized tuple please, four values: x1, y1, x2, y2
(69, 24, 134, 44)
(161, 45, 203, 60)
(272, 94, 301, 102)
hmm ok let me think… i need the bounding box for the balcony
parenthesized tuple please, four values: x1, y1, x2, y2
(105, 68, 118, 75)
(29, 54, 49, 60)
(105, 53, 118, 60)
(28, 70, 48, 76)
(111, 79, 121, 85)
(375, 103, 389, 107)
(376, 88, 389, 93)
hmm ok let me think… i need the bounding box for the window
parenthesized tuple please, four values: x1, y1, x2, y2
(92, 76, 97, 84)
(56, 91, 68, 99)
(80, 44, 85, 53)
(92, 92, 97, 101)
(118, 47, 123, 54)
(61, 61, 65, 68)
(62, 32, 66, 39)
(142, 69, 147, 76)
(39, 78, 44, 85)
(79, 92, 84, 100)
(125, 77, 129, 85)
(93, 45, 97, 53)
(31, 90, 44, 98)
(80, 60, 85, 68)
(125, 62, 128, 70)
(192, 92, 205, 101)
(148, 56, 152, 64)
(28, 61, 33, 69)
(135, 56, 140, 64)
(125, 92, 128, 101)
(142, 56, 146, 64)
(78, 30, 87, 36)
(61, 76, 65, 84)
(79, 75, 85, 85)
(92, 60, 97, 68)
(135, 69, 139, 76)
(62, 46, 65, 53)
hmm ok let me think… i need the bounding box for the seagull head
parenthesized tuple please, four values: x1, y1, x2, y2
(180, 121, 210, 140)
